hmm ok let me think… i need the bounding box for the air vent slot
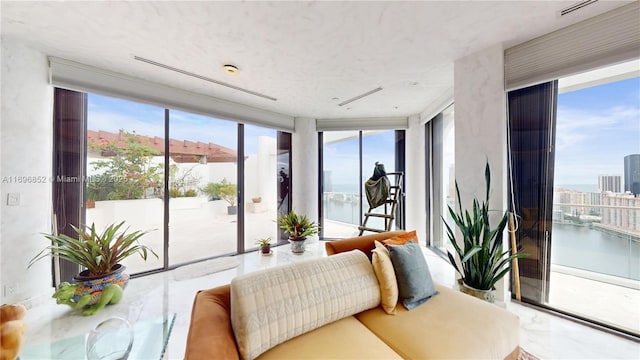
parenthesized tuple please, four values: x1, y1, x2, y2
(338, 87, 383, 106)
(560, 0, 598, 16)
(133, 56, 277, 101)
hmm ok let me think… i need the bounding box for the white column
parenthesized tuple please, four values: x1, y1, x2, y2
(454, 44, 509, 302)
(291, 117, 318, 222)
(405, 114, 427, 245)
(1, 38, 53, 304)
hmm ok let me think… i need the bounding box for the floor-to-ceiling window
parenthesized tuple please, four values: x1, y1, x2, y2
(243, 124, 279, 250)
(86, 94, 166, 274)
(321, 131, 361, 238)
(321, 129, 404, 239)
(549, 68, 639, 335)
(361, 131, 401, 231)
(54, 89, 291, 280)
(428, 104, 455, 251)
(167, 110, 238, 265)
(509, 60, 640, 337)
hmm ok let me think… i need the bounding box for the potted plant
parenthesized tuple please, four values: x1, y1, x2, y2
(255, 237, 272, 255)
(217, 179, 238, 215)
(443, 162, 527, 303)
(200, 182, 222, 201)
(277, 210, 319, 254)
(28, 221, 157, 314)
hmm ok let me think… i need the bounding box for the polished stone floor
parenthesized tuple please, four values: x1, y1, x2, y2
(22, 238, 640, 359)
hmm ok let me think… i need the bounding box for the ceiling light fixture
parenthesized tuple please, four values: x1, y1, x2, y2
(223, 64, 239, 75)
(338, 87, 383, 107)
(133, 56, 276, 101)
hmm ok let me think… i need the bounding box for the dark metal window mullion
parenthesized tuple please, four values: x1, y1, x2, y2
(424, 122, 432, 246)
(395, 130, 406, 230)
(163, 109, 170, 270)
(359, 131, 363, 227)
(318, 132, 324, 239)
(237, 124, 245, 254)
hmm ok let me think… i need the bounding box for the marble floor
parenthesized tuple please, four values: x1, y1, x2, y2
(22, 238, 640, 359)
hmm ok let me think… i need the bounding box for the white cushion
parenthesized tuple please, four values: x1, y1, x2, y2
(231, 250, 380, 360)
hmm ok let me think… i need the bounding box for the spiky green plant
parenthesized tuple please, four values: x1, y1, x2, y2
(443, 162, 527, 291)
(277, 211, 319, 240)
(255, 237, 272, 247)
(29, 221, 157, 277)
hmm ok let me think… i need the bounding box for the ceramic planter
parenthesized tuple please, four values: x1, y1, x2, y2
(260, 244, 271, 254)
(458, 279, 496, 303)
(289, 237, 307, 254)
(73, 264, 129, 306)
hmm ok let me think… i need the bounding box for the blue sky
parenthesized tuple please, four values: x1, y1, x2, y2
(323, 131, 396, 191)
(555, 76, 640, 187)
(87, 94, 275, 155)
(88, 75, 639, 188)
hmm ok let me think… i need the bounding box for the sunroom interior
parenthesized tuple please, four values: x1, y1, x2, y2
(1, 1, 639, 355)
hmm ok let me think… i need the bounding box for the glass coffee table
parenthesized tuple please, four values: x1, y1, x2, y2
(19, 313, 175, 360)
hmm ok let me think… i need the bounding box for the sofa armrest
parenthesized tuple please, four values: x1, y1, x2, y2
(184, 284, 239, 360)
(325, 230, 407, 260)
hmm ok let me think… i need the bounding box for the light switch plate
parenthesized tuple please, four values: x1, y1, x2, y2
(7, 193, 20, 206)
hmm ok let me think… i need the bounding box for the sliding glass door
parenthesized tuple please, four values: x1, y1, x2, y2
(168, 110, 238, 265)
(53, 89, 292, 280)
(321, 130, 404, 239)
(429, 105, 455, 251)
(243, 124, 279, 250)
(509, 61, 640, 336)
(86, 94, 166, 274)
(322, 131, 360, 238)
(550, 72, 639, 335)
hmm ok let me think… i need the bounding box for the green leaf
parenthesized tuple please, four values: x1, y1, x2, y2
(441, 160, 529, 290)
(28, 221, 158, 277)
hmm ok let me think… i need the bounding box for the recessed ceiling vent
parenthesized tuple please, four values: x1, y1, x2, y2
(133, 56, 276, 101)
(560, 0, 598, 16)
(338, 87, 383, 107)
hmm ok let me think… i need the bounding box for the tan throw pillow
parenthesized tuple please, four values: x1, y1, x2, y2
(371, 240, 398, 315)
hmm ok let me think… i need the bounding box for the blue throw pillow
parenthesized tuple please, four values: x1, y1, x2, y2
(387, 240, 438, 310)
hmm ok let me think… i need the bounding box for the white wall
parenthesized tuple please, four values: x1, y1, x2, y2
(0, 38, 53, 304)
(405, 114, 427, 245)
(453, 44, 509, 301)
(291, 117, 318, 222)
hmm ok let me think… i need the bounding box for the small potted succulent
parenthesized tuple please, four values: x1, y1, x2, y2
(277, 210, 319, 254)
(255, 237, 272, 255)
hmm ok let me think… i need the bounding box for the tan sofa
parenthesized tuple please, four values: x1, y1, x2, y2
(185, 231, 520, 360)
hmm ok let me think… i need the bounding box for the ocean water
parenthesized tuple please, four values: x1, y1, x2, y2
(556, 184, 599, 192)
(551, 223, 639, 280)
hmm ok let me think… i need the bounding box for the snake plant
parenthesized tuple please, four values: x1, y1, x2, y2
(443, 162, 527, 291)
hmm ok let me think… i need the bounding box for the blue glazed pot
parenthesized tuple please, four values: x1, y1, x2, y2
(72, 264, 129, 305)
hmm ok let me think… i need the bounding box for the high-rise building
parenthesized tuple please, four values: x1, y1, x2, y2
(598, 175, 621, 193)
(624, 154, 640, 195)
(601, 192, 640, 233)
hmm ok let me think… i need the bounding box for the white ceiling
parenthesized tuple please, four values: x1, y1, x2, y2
(1, 1, 632, 119)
